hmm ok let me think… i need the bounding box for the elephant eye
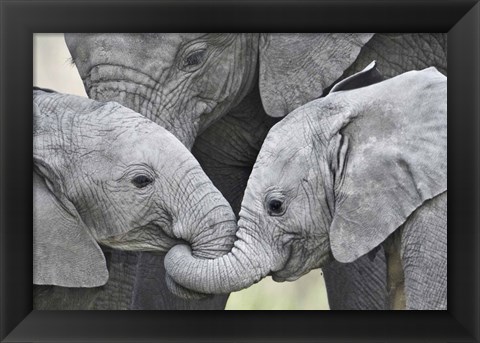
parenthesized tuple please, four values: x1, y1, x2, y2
(267, 199, 285, 216)
(183, 49, 206, 69)
(131, 175, 154, 188)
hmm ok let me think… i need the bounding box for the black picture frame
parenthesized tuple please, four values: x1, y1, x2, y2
(1, 0, 479, 342)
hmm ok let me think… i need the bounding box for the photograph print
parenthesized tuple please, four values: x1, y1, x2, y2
(33, 33, 447, 310)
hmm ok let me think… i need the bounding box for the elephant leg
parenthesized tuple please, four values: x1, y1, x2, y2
(400, 192, 447, 310)
(34, 284, 101, 309)
(192, 85, 278, 215)
(384, 232, 406, 310)
(322, 249, 388, 310)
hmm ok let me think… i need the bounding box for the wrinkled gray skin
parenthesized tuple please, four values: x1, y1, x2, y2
(166, 67, 447, 310)
(33, 89, 236, 309)
(65, 33, 446, 310)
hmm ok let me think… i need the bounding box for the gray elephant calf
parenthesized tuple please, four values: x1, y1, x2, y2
(165, 64, 447, 310)
(33, 88, 236, 301)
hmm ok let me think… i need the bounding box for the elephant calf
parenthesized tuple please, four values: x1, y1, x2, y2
(33, 88, 236, 298)
(165, 63, 447, 310)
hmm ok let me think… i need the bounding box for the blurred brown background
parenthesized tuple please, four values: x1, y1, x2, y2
(33, 33, 329, 310)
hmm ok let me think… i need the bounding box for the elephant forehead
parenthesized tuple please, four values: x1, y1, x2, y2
(258, 118, 313, 170)
(252, 143, 312, 191)
(71, 112, 176, 167)
(111, 33, 207, 62)
(264, 118, 307, 150)
(69, 33, 208, 79)
(107, 126, 187, 161)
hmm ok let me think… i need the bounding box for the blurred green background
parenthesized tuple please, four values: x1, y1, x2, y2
(226, 271, 328, 310)
(33, 33, 330, 310)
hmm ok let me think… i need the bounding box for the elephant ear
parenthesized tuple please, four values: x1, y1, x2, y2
(327, 67, 447, 263)
(329, 61, 384, 93)
(258, 33, 374, 117)
(33, 169, 108, 287)
(33, 90, 108, 287)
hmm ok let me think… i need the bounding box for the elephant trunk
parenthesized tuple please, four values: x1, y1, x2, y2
(165, 217, 277, 294)
(170, 162, 238, 260)
(82, 64, 198, 149)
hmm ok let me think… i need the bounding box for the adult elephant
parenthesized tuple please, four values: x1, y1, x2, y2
(65, 33, 447, 310)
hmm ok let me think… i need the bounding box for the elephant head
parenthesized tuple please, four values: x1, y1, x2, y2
(164, 65, 447, 294)
(33, 88, 236, 289)
(64, 33, 373, 148)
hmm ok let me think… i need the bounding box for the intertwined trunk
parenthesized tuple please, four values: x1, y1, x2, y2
(165, 216, 279, 294)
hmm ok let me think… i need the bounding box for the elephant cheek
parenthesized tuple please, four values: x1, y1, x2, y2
(272, 233, 333, 281)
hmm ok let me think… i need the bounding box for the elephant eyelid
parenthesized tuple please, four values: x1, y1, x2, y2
(178, 42, 208, 71)
(116, 164, 156, 183)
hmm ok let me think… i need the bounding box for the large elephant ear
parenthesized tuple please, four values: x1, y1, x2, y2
(33, 170, 108, 287)
(327, 67, 447, 263)
(33, 93, 108, 288)
(258, 33, 374, 117)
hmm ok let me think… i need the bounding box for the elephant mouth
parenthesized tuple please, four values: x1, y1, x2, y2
(99, 222, 179, 252)
(270, 258, 306, 282)
(271, 263, 315, 282)
(269, 245, 301, 282)
(270, 245, 333, 282)
(270, 262, 312, 283)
